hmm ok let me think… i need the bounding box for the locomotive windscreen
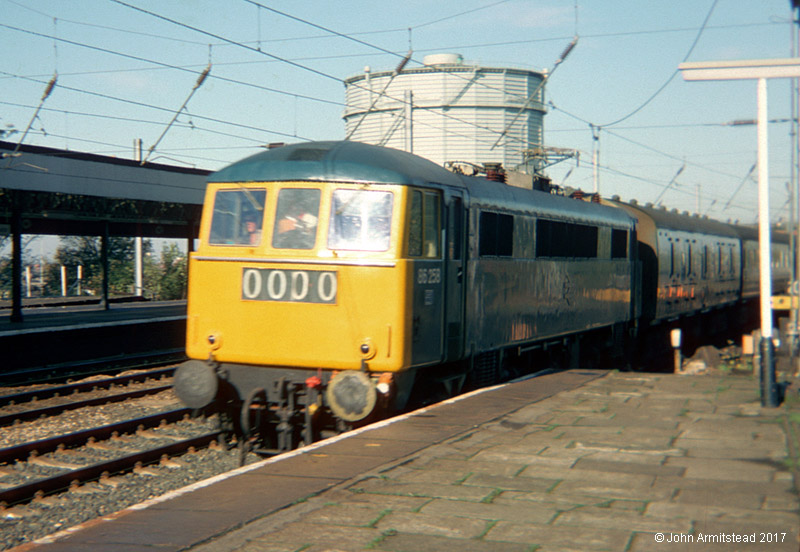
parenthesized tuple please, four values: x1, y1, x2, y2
(209, 188, 266, 246)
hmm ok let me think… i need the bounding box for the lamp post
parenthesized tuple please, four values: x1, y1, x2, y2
(679, 58, 800, 407)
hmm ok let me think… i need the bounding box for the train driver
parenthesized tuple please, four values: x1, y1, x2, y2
(276, 205, 318, 248)
(244, 213, 262, 245)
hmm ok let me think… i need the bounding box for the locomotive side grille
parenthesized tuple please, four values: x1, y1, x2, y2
(471, 350, 499, 387)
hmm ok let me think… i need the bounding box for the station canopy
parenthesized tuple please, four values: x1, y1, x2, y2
(1, 141, 209, 239)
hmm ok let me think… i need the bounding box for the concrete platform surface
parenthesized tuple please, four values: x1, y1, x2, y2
(15, 369, 800, 551)
(192, 371, 800, 552)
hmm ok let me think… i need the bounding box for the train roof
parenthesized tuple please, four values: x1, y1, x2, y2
(211, 141, 636, 230)
(465, 177, 636, 229)
(611, 200, 739, 238)
(728, 224, 791, 244)
(209, 141, 464, 187)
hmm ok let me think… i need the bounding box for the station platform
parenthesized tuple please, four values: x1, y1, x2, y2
(12, 366, 800, 552)
(2, 301, 186, 376)
(0, 300, 186, 336)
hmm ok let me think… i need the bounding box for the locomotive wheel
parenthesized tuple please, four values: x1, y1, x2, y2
(241, 387, 268, 437)
(239, 387, 268, 463)
(216, 403, 236, 449)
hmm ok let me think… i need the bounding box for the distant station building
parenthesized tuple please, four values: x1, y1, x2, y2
(343, 54, 548, 177)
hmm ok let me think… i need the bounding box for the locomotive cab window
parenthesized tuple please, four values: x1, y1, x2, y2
(209, 188, 266, 246)
(328, 189, 394, 251)
(408, 190, 441, 258)
(273, 188, 321, 249)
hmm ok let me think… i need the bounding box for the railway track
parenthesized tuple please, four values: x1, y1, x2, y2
(0, 409, 221, 508)
(0, 369, 239, 519)
(0, 368, 175, 426)
(1, 349, 186, 386)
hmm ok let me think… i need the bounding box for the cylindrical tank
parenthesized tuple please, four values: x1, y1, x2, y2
(343, 54, 546, 170)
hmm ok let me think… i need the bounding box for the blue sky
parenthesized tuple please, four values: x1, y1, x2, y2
(1, 0, 797, 226)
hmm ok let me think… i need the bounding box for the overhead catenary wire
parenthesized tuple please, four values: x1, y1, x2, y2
(5, 72, 57, 164)
(600, 0, 719, 127)
(2, 70, 314, 144)
(3, 13, 541, 159)
(491, 35, 578, 151)
(141, 64, 211, 165)
(104, 0, 543, 151)
(4, 0, 789, 218)
(0, 22, 344, 108)
(9, 0, 782, 166)
(239, 0, 577, 157)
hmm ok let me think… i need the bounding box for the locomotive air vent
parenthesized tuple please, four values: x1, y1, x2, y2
(288, 148, 327, 162)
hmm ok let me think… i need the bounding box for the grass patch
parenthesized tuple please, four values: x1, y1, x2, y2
(367, 509, 392, 528)
(454, 472, 473, 485)
(475, 520, 498, 540)
(366, 529, 397, 549)
(545, 479, 563, 493)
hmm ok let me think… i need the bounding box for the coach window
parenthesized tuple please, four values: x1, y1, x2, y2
(669, 242, 675, 277)
(328, 189, 394, 251)
(611, 229, 627, 259)
(273, 188, 321, 249)
(687, 243, 693, 277)
(407, 190, 441, 258)
(209, 188, 266, 246)
(702, 245, 709, 279)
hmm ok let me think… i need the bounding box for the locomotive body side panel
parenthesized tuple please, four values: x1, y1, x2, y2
(465, 257, 633, 352)
(461, 179, 637, 355)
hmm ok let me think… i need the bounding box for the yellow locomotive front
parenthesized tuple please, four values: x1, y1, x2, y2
(186, 180, 408, 372)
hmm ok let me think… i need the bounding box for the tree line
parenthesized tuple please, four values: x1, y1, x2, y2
(0, 236, 187, 301)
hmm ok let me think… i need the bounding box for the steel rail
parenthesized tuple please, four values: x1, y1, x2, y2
(0, 408, 193, 465)
(0, 385, 174, 427)
(0, 367, 175, 408)
(0, 431, 222, 507)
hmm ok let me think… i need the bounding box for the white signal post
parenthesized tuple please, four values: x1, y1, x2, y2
(679, 58, 800, 407)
